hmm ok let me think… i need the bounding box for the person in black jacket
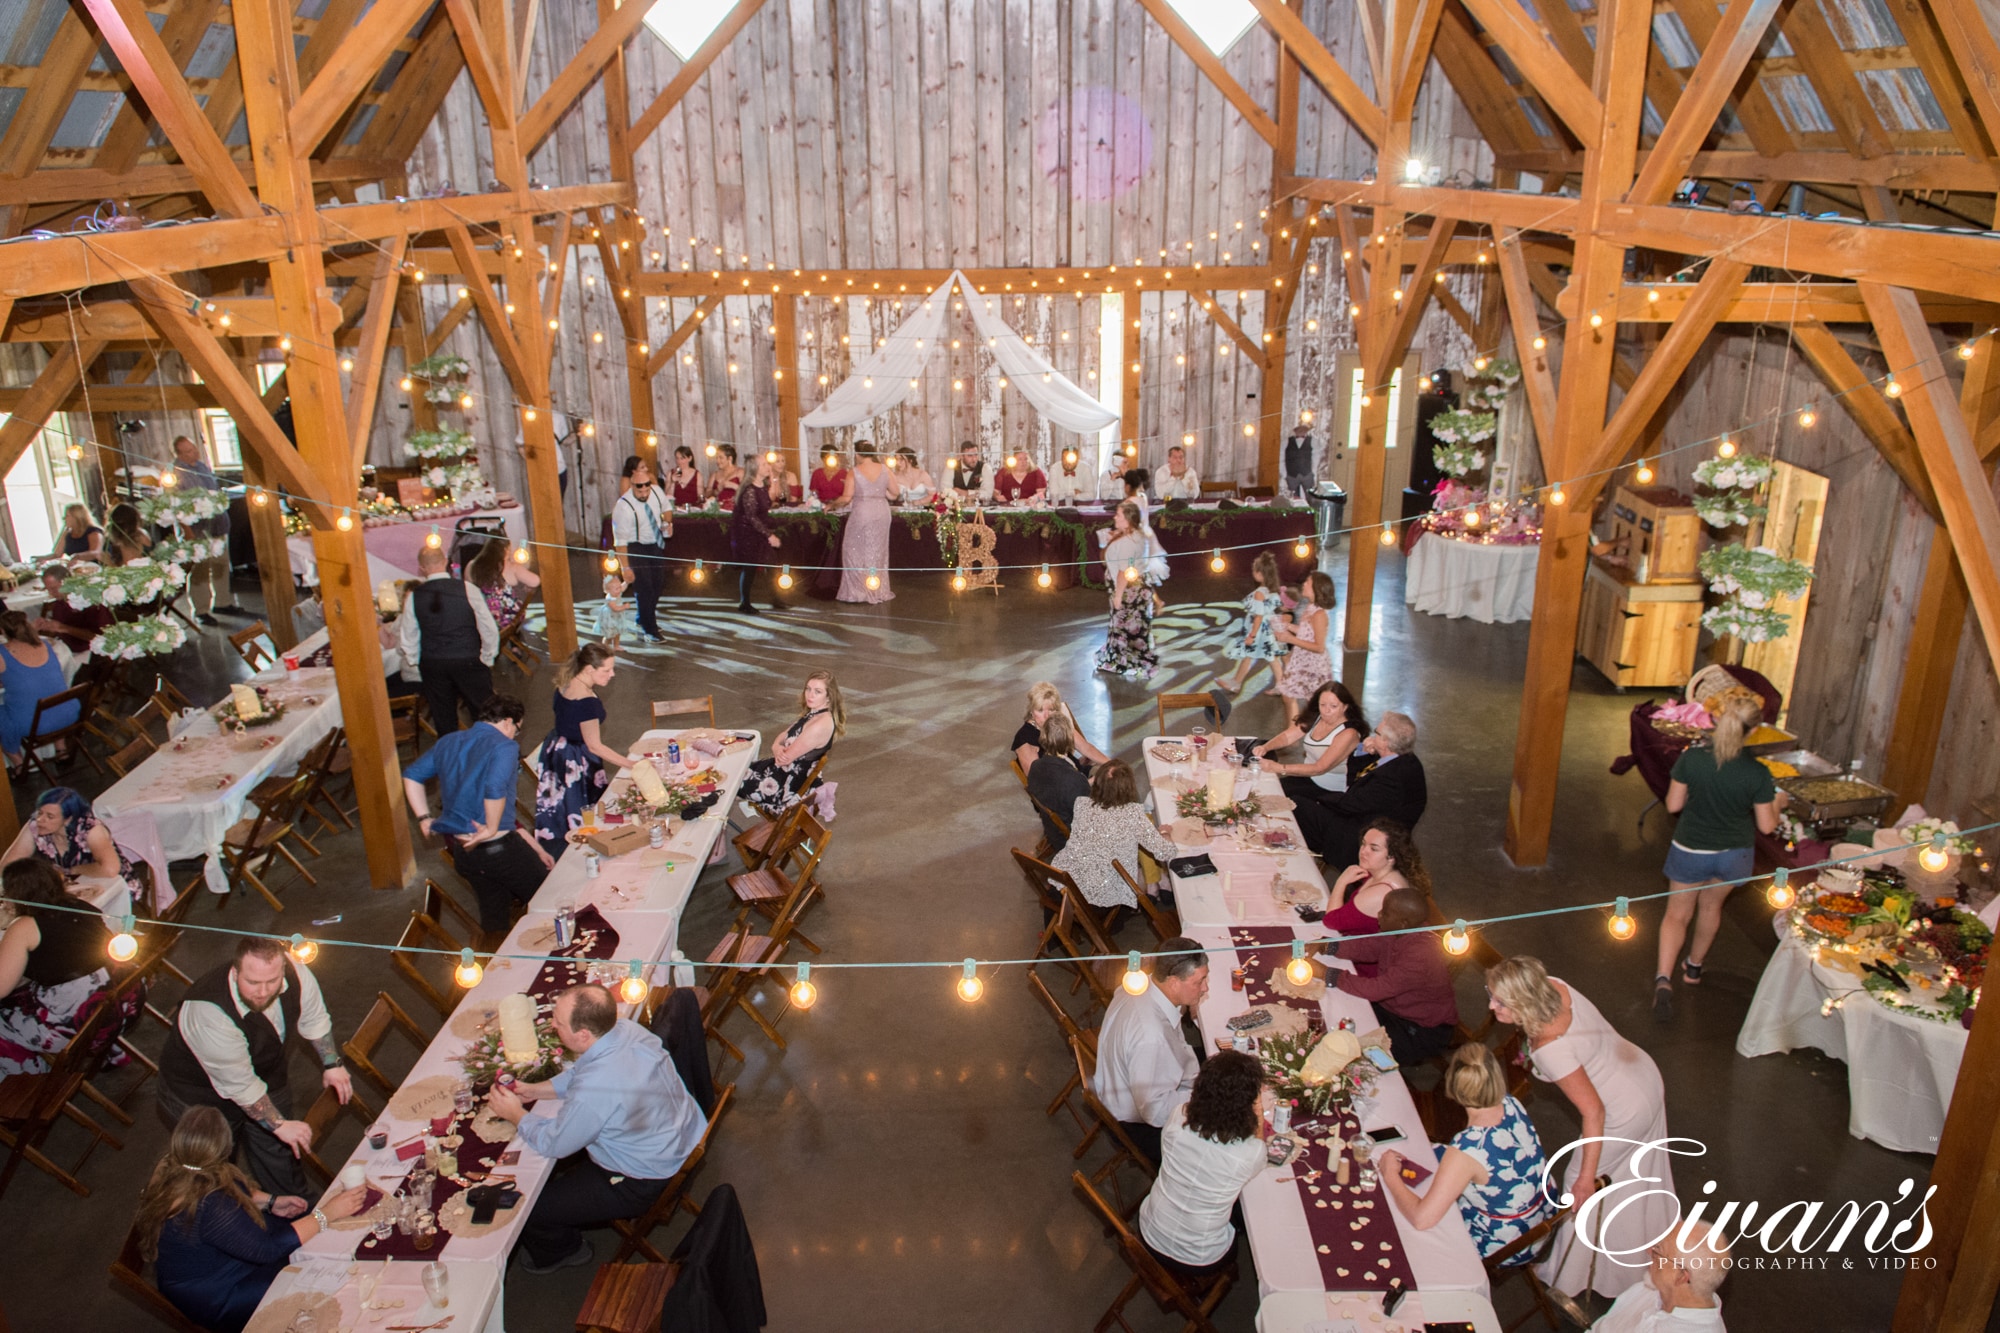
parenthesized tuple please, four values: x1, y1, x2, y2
(396, 543, 498, 735)
(1026, 713, 1091, 854)
(1292, 711, 1427, 870)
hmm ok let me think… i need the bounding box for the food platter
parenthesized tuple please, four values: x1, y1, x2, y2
(1777, 772, 1895, 823)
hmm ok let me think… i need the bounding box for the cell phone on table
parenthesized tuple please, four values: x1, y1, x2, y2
(1364, 1124, 1406, 1146)
(1363, 1045, 1399, 1072)
(1264, 1135, 1294, 1166)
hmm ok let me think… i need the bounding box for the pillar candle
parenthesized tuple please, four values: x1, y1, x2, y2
(230, 683, 262, 719)
(1206, 767, 1236, 812)
(377, 580, 403, 616)
(498, 993, 537, 1065)
(632, 760, 669, 806)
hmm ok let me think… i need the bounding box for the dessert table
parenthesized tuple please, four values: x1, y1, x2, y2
(1735, 913, 1966, 1153)
(1140, 738, 1489, 1310)
(286, 505, 530, 585)
(1255, 1288, 1503, 1332)
(1404, 531, 1538, 624)
(253, 728, 755, 1333)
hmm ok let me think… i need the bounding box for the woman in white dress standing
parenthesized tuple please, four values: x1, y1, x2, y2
(1486, 956, 1677, 1301)
(837, 441, 899, 603)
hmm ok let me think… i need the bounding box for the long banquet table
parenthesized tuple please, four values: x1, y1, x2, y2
(253, 727, 757, 1332)
(1139, 737, 1489, 1309)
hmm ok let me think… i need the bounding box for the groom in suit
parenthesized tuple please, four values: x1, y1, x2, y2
(1293, 712, 1428, 870)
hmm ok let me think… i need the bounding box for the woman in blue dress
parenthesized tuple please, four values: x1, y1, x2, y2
(0, 612, 77, 770)
(1214, 550, 1289, 695)
(533, 643, 639, 856)
(1375, 1042, 1553, 1265)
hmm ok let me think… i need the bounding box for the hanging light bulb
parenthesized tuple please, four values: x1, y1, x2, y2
(619, 959, 648, 1006)
(1442, 919, 1471, 956)
(1062, 447, 1079, 468)
(1285, 940, 1316, 986)
(646, 434, 659, 450)
(1958, 343, 1976, 360)
(279, 336, 292, 352)
(66, 443, 83, 461)
(1588, 311, 1603, 328)
(218, 312, 232, 328)
(1209, 549, 1226, 573)
(1918, 836, 1952, 874)
(1766, 867, 1795, 910)
(108, 914, 138, 963)
(1608, 898, 1636, 941)
(453, 947, 483, 988)
(459, 392, 474, 410)
(1465, 507, 1482, 528)
(603, 554, 620, 573)
(252, 490, 269, 507)
(1124, 442, 1137, 458)
(865, 569, 881, 591)
(1716, 438, 1737, 459)
(1884, 379, 1903, 399)
(340, 356, 354, 373)
(336, 511, 355, 531)
(957, 959, 985, 1003)
(425, 527, 442, 549)
(1798, 407, 1817, 428)
(524, 408, 538, 422)
(789, 961, 817, 1009)
(160, 468, 178, 488)
(1037, 564, 1054, 589)
(1121, 951, 1149, 996)
(777, 565, 794, 590)
(705, 442, 718, 458)
(1548, 486, 1567, 506)
(1360, 394, 1372, 408)
(1294, 539, 1312, 558)
(690, 559, 707, 584)
(1380, 526, 1396, 547)
(400, 376, 414, 392)
(1635, 460, 1655, 485)
(288, 933, 318, 965)
(1532, 336, 1546, 351)
(582, 423, 596, 438)
(1004, 453, 1018, 469)
(513, 546, 530, 564)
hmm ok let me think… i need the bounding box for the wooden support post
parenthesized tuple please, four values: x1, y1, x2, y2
(773, 294, 801, 479)
(0, 339, 105, 477)
(232, 0, 412, 889)
(1122, 305, 1141, 457)
(1879, 532, 1967, 811)
(396, 288, 439, 434)
(239, 445, 299, 651)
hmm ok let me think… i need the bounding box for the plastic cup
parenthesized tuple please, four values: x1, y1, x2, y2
(339, 1163, 367, 1190)
(429, 1112, 452, 1137)
(282, 652, 299, 671)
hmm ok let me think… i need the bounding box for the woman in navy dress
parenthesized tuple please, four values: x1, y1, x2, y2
(533, 643, 639, 856)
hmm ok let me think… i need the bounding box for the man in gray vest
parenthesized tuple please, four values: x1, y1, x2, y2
(397, 543, 498, 735)
(157, 937, 351, 1195)
(1283, 421, 1316, 500)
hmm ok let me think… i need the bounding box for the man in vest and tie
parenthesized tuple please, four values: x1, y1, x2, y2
(157, 937, 352, 1195)
(398, 543, 499, 735)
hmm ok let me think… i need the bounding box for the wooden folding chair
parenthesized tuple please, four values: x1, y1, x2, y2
(496, 602, 542, 675)
(1028, 792, 1072, 862)
(341, 992, 434, 1095)
(1198, 480, 1237, 499)
(298, 1082, 378, 1187)
(1483, 1175, 1607, 1332)
(1025, 968, 1096, 1142)
(1113, 861, 1182, 944)
(388, 693, 433, 757)
(1010, 755, 1030, 788)
(650, 695, 717, 729)
(607, 1082, 738, 1263)
(1154, 691, 1216, 737)
(227, 622, 275, 672)
(1013, 847, 1066, 924)
(745, 750, 830, 824)
(108, 1222, 208, 1333)
(13, 683, 101, 788)
(87, 926, 184, 1115)
(1069, 1035, 1160, 1191)
(1072, 1169, 1234, 1333)
(0, 998, 127, 1200)
(728, 797, 806, 876)
(391, 881, 484, 1020)
(104, 734, 159, 778)
(576, 1260, 678, 1333)
(703, 858, 822, 1055)
(726, 812, 833, 954)
(219, 774, 317, 911)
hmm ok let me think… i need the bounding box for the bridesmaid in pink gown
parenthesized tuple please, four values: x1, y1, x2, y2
(837, 441, 900, 603)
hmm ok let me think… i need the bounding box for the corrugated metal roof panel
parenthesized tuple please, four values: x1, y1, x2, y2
(1518, 98, 1554, 139)
(186, 24, 235, 82)
(49, 89, 119, 149)
(1858, 66, 1948, 132)
(1769, 75, 1835, 134)
(1642, 96, 1664, 139)
(1818, 0, 1904, 51)
(374, 50, 410, 94)
(4, 0, 69, 68)
(342, 103, 380, 146)
(1652, 12, 1699, 69)
(0, 88, 22, 145)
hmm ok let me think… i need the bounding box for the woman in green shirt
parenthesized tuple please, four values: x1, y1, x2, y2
(1654, 697, 1781, 1021)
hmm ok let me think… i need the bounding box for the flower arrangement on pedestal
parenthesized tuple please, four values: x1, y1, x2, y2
(61, 558, 187, 609)
(1698, 543, 1813, 643)
(90, 614, 188, 661)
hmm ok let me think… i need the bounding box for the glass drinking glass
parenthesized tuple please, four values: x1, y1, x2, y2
(421, 1261, 450, 1309)
(452, 1081, 473, 1117)
(370, 1211, 395, 1244)
(1189, 724, 1209, 757)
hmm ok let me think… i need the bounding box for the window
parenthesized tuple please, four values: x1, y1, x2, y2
(1345, 367, 1404, 449)
(2, 413, 83, 560)
(202, 363, 283, 467)
(643, 0, 740, 61)
(1161, 0, 1259, 55)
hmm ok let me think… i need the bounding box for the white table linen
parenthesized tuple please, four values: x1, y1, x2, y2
(1404, 534, 1539, 624)
(1735, 919, 1965, 1153)
(259, 1256, 500, 1333)
(1256, 1288, 1503, 1332)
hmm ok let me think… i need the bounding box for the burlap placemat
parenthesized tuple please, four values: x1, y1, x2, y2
(1263, 794, 1296, 813)
(387, 1074, 458, 1123)
(439, 1189, 520, 1238)
(1272, 876, 1323, 908)
(471, 1107, 516, 1143)
(1231, 1002, 1309, 1040)
(1268, 965, 1328, 1001)
(515, 921, 560, 952)
(1170, 822, 1211, 848)
(450, 999, 500, 1041)
(243, 1290, 341, 1333)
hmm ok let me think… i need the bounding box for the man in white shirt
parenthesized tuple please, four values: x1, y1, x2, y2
(1154, 446, 1203, 501)
(611, 458, 673, 643)
(1092, 938, 1210, 1163)
(398, 543, 499, 734)
(948, 440, 992, 502)
(156, 937, 351, 1195)
(1047, 446, 1093, 505)
(1590, 1222, 1730, 1331)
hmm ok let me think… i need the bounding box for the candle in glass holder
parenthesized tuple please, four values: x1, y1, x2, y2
(1205, 767, 1236, 813)
(631, 760, 670, 807)
(497, 993, 537, 1065)
(230, 683, 262, 720)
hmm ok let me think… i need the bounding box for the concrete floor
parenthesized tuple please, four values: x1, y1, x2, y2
(0, 547, 1953, 1332)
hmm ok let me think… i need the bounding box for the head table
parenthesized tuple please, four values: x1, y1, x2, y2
(249, 728, 756, 1333)
(1139, 737, 1489, 1312)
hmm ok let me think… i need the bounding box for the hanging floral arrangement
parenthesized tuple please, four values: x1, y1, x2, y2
(138, 490, 225, 527)
(62, 558, 188, 608)
(406, 427, 477, 460)
(933, 492, 962, 569)
(90, 614, 188, 661)
(409, 353, 472, 380)
(154, 535, 228, 566)
(1430, 406, 1496, 479)
(1460, 359, 1521, 411)
(1698, 544, 1813, 644)
(1692, 491, 1764, 528)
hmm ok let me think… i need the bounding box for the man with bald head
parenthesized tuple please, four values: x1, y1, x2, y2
(1588, 1221, 1731, 1331)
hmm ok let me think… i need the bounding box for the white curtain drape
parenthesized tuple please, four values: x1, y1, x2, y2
(801, 271, 1116, 435)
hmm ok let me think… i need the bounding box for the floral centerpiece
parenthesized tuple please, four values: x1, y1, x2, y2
(602, 765, 724, 820)
(1259, 1029, 1380, 1118)
(1175, 787, 1263, 825)
(1691, 453, 1773, 528)
(406, 427, 477, 460)
(457, 1020, 567, 1087)
(212, 685, 289, 730)
(90, 615, 187, 661)
(62, 558, 187, 609)
(138, 490, 225, 527)
(1698, 543, 1813, 643)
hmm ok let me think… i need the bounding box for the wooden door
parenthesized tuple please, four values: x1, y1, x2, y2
(1740, 460, 1829, 717)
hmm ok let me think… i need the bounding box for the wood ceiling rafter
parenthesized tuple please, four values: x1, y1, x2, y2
(1133, 0, 1280, 148)
(625, 0, 772, 151)
(293, 0, 441, 153)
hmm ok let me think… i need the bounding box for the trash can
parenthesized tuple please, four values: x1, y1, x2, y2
(1309, 482, 1348, 550)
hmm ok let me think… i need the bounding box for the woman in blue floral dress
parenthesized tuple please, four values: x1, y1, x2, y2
(533, 644, 638, 857)
(743, 672, 843, 812)
(1215, 550, 1288, 695)
(1375, 1043, 1553, 1265)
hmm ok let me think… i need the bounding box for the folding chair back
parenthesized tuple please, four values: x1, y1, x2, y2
(0, 997, 127, 1199)
(104, 734, 158, 778)
(298, 1082, 378, 1186)
(392, 886, 482, 1020)
(608, 1082, 738, 1263)
(1070, 1035, 1161, 1204)
(1484, 1175, 1606, 1333)
(1112, 861, 1181, 944)
(18, 682, 101, 787)
(219, 784, 314, 912)
(421, 878, 484, 944)
(1025, 968, 1095, 1135)
(341, 992, 434, 1095)
(650, 695, 717, 728)
(1154, 691, 1215, 737)
(1071, 1170, 1233, 1333)
(227, 622, 274, 672)
(1012, 848, 1065, 921)
(108, 1222, 208, 1333)
(1010, 755, 1030, 788)
(729, 797, 806, 875)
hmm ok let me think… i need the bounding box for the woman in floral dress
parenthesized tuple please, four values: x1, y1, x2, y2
(0, 859, 115, 1081)
(1271, 570, 1335, 723)
(1094, 502, 1164, 681)
(744, 671, 844, 811)
(533, 644, 638, 856)
(3, 786, 134, 883)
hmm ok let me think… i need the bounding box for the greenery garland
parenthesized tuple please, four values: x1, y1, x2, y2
(62, 559, 188, 608)
(138, 490, 225, 526)
(91, 614, 188, 661)
(154, 535, 228, 566)
(409, 352, 472, 380)
(407, 427, 477, 460)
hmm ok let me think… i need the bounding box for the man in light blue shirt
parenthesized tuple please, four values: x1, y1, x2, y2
(488, 984, 705, 1272)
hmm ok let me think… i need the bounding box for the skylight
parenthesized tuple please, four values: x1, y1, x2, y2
(1164, 0, 1259, 56)
(643, 0, 737, 61)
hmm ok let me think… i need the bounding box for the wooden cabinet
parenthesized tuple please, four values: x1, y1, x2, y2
(1605, 486, 1702, 584)
(1578, 559, 1704, 688)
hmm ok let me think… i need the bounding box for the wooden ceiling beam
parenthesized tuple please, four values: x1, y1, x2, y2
(1432, 2, 1537, 157)
(1455, 0, 1600, 149)
(1923, 0, 2000, 161)
(1615, 283, 1999, 325)
(1133, 0, 1279, 147)
(0, 17, 106, 235)
(423, 294, 476, 358)
(1497, 148, 1999, 191)
(646, 294, 724, 379)
(291, 0, 440, 154)
(1792, 316, 1938, 517)
(443, 224, 533, 397)
(631, 264, 1285, 297)
(443, 0, 516, 132)
(1778, 0, 1891, 159)
(362, 9, 465, 164)
(5, 296, 341, 342)
(1246, 0, 1385, 146)
(347, 236, 407, 471)
(74, 0, 260, 217)
(624, 0, 773, 150)
(0, 157, 407, 208)
(0, 339, 106, 478)
(520, 0, 659, 151)
(1193, 293, 1269, 371)
(1627, 0, 1783, 205)
(1373, 221, 1456, 384)
(0, 384, 218, 411)
(1388, 0, 1449, 125)
(92, 0, 229, 182)
(1496, 234, 1557, 459)
(1668, 0, 1795, 157)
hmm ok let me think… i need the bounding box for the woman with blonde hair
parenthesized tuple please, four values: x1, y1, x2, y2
(1011, 681, 1108, 775)
(745, 670, 843, 811)
(532, 642, 638, 854)
(58, 502, 104, 560)
(1654, 694, 1781, 1019)
(1376, 1042, 1552, 1264)
(138, 1105, 365, 1332)
(1485, 956, 1676, 1301)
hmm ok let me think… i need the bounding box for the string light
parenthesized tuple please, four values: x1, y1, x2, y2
(1884, 379, 1902, 398)
(1379, 527, 1396, 547)
(777, 566, 794, 590)
(336, 512, 354, 531)
(1918, 836, 1951, 874)
(619, 959, 648, 1005)
(1532, 336, 1546, 350)
(279, 336, 292, 352)
(1608, 898, 1636, 941)
(951, 573, 967, 592)
(1123, 564, 1141, 583)
(288, 933, 318, 965)
(1209, 549, 1226, 573)
(400, 376, 413, 392)
(957, 959, 985, 1003)
(1465, 507, 1482, 528)
(459, 393, 474, 410)
(1037, 564, 1053, 588)
(524, 408, 537, 422)
(1635, 460, 1655, 484)
(108, 914, 137, 963)
(603, 554, 620, 573)
(690, 560, 707, 584)
(1588, 311, 1604, 328)
(1443, 919, 1471, 956)
(1798, 407, 1817, 428)
(789, 961, 817, 1009)
(1766, 868, 1795, 910)
(425, 527, 442, 549)
(252, 490, 269, 507)
(1716, 438, 1736, 458)
(1121, 951, 1149, 995)
(865, 569, 881, 591)
(160, 469, 177, 488)
(513, 546, 530, 564)
(1294, 539, 1311, 558)
(340, 356, 354, 372)
(67, 443, 83, 461)
(1285, 940, 1315, 985)
(1548, 486, 1567, 506)
(453, 948, 483, 988)
(1958, 343, 1976, 360)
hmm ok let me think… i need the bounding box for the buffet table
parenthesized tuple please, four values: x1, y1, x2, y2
(254, 728, 755, 1332)
(1403, 530, 1539, 624)
(1737, 912, 1967, 1154)
(286, 505, 530, 585)
(1140, 738, 1489, 1309)
(658, 500, 1316, 595)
